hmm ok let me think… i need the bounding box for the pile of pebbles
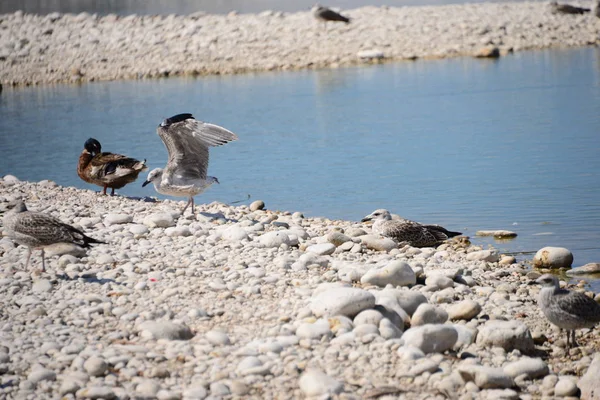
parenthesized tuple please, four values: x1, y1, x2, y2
(0, 175, 599, 399)
(1, 1, 600, 86)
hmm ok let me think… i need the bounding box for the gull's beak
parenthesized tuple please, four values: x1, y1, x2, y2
(142, 180, 150, 187)
(215, 178, 220, 184)
(361, 216, 372, 222)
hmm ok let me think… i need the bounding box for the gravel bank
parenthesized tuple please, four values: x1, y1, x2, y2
(1, 175, 599, 399)
(1, 2, 599, 86)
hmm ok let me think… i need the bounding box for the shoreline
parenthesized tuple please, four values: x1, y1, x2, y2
(1, 176, 599, 398)
(1, 2, 599, 86)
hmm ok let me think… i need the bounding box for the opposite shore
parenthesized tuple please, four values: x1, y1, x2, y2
(1, 2, 599, 86)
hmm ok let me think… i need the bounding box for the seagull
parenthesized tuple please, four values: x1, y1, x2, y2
(77, 138, 147, 196)
(142, 113, 238, 217)
(536, 274, 600, 348)
(2, 200, 104, 272)
(361, 209, 462, 248)
(312, 4, 350, 25)
(549, 1, 590, 14)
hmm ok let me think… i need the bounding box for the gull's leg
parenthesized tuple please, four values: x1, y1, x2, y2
(571, 330, 578, 348)
(41, 249, 46, 272)
(25, 248, 32, 269)
(103, 186, 107, 195)
(181, 198, 192, 215)
(110, 187, 115, 196)
(191, 197, 195, 215)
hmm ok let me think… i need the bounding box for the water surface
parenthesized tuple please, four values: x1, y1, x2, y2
(1, 46, 600, 287)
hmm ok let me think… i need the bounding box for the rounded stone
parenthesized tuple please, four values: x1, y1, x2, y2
(310, 287, 376, 318)
(554, 378, 578, 397)
(360, 260, 416, 287)
(83, 356, 108, 377)
(532, 247, 573, 269)
(401, 324, 458, 354)
(249, 200, 265, 211)
(411, 304, 448, 326)
(299, 369, 343, 397)
(447, 300, 482, 321)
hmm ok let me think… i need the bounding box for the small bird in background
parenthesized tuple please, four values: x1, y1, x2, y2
(77, 138, 147, 196)
(312, 4, 351, 27)
(549, 1, 590, 14)
(143, 113, 238, 217)
(361, 209, 462, 248)
(2, 200, 104, 272)
(536, 273, 600, 348)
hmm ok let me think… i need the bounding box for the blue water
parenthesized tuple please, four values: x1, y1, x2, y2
(1, 46, 600, 286)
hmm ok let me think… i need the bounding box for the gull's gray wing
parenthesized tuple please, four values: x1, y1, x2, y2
(157, 115, 238, 181)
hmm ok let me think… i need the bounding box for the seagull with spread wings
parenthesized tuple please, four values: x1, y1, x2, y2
(142, 113, 238, 216)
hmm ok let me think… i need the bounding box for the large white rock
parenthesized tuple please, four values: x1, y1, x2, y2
(447, 300, 482, 321)
(296, 319, 333, 340)
(104, 213, 133, 225)
(503, 357, 549, 379)
(310, 287, 376, 318)
(359, 235, 398, 252)
(143, 213, 175, 228)
(532, 246, 573, 269)
(138, 321, 194, 340)
(578, 353, 600, 399)
(411, 304, 448, 326)
(299, 369, 343, 397)
(306, 243, 336, 256)
(401, 324, 458, 354)
(458, 365, 515, 389)
(452, 324, 477, 350)
(466, 250, 500, 262)
(221, 225, 249, 241)
(360, 260, 416, 287)
(259, 231, 291, 248)
(476, 320, 534, 352)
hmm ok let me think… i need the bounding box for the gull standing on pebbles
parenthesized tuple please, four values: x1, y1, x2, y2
(2, 200, 104, 272)
(312, 4, 351, 26)
(142, 113, 238, 217)
(536, 273, 600, 348)
(361, 209, 462, 248)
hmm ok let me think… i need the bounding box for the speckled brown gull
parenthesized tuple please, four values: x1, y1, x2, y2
(536, 273, 600, 347)
(2, 200, 104, 272)
(312, 4, 350, 24)
(361, 209, 462, 248)
(142, 113, 238, 217)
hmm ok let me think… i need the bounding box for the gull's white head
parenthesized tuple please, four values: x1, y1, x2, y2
(142, 168, 163, 187)
(361, 209, 392, 223)
(536, 273, 560, 289)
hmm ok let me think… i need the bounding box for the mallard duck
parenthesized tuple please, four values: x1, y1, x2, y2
(361, 209, 462, 248)
(77, 138, 147, 195)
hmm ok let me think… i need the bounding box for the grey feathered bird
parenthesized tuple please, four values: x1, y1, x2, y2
(536, 274, 600, 347)
(142, 113, 238, 217)
(312, 4, 350, 24)
(549, 1, 590, 14)
(2, 200, 104, 272)
(361, 209, 462, 248)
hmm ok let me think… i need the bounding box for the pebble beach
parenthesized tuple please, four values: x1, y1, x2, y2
(1, 1, 600, 86)
(1, 175, 600, 399)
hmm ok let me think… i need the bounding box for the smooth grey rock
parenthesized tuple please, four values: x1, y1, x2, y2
(259, 231, 291, 247)
(221, 225, 249, 241)
(306, 243, 336, 256)
(32, 279, 53, 293)
(532, 246, 573, 269)
(136, 380, 161, 397)
(129, 224, 149, 235)
(83, 356, 107, 377)
(310, 287, 376, 318)
(466, 250, 500, 262)
(76, 386, 116, 399)
(378, 288, 427, 316)
(361, 260, 416, 287)
(476, 320, 534, 353)
(579, 353, 600, 399)
(379, 318, 403, 339)
(182, 385, 208, 399)
(359, 234, 398, 252)
(397, 346, 425, 361)
(555, 378, 578, 396)
(353, 309, 384, 326)
(165, 226, 191, 237)
(59, 380, 81, 395)
(143, 213, 175, 228)
(249, 200, 265, 211)
(327, 231, 352, 246)
(357, 49, 385, 60)
(452, 324, 477, 349)
(299, 369, 343, 397)
(411, 304, 448, 326)
(503, 357, 549, 379)
(205, 330, 231, 346)
(447, 300, 482, 321)
(401, 324, 458, 353)
(425, 274, 454, 290)
(566, 262, 600, 276)
(27, 368, 56, 384)
(296, 319, 332, 339)
(104, 213, 133, 225)
(458, 365, 515, 389)
(139, 321, 194, 340)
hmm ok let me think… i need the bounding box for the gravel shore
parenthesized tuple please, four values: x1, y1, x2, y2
(1, 2, 599, 86)
(1, 175, 599, 399)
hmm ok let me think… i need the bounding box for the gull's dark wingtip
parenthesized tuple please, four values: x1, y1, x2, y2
(160, 113, 195, 127)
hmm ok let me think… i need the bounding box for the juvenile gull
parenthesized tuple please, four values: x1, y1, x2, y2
(361, 209, 462, 248)
(312, 4, 351, 24)
(77, 138, 147, 196)
(536, 273, 600, 347)
(549, 1, 590, 14)
(2, 200, 104, 272)
(142, 113, 238, 216)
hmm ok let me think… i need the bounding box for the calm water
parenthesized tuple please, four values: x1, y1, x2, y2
(1, 47, 600, 286)
(1, 0, 541, 16)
